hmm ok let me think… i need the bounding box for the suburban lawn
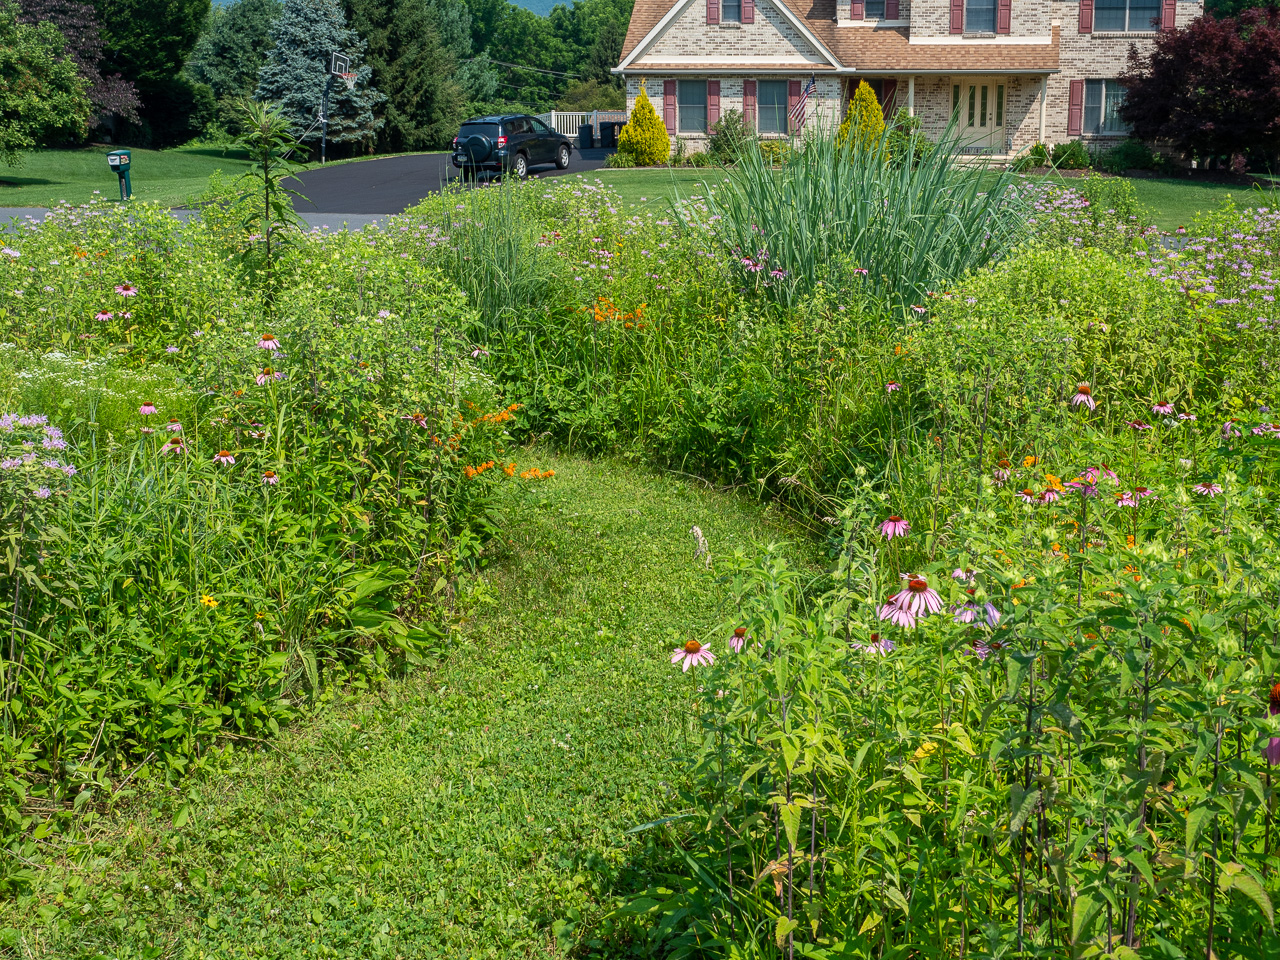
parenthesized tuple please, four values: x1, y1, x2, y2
(0, 451, 814, 958)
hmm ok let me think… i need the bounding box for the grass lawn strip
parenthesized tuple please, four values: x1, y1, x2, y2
(2, 451, 814, 958)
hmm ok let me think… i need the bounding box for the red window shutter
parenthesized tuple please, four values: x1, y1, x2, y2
(663, 80, 677, 134)
(1078, 0, 1093, 33)
(707, 0, 719, 24)
(851, 0, 864, 17)
(743, 0, 754, 23)
(707, 80, 721, 127)
(743, 79, 757, 127)
(788, 79, 801, 132)
(996, 0, 1011, 33)
(881, 78, 897, 119)
(950, 0, 964, 33)
(885, 0, 899, 17)
(1160, 0, 1176, 30)
(1067, 79, 1084, 136)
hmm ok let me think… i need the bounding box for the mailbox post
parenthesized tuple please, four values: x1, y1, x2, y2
(107, 150, 132, 201)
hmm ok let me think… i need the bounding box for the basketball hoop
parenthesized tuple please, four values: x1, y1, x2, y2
(338, 72, 356, 91)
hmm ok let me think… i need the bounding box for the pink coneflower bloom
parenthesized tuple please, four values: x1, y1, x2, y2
(262, 470, 279, 485)
(1193, 482, 1223, 497)
(1134, 486, 1153, 500)
(952, 568, 975, 582)
(880, 515, 910, 540)
(160, 437, 186, 455)
(256, 366, 283, 386)
(403, 412, 429, 428)
(671, 639, 715, 671)
(1127, 420, 1152, 431)
(138, 402, 157, 416)
(1115, 491, 1138, 507)
(1041, 488, 1060, 504)
(1268, 684, 1280, 766)
(257, 334, 281, 350)
(1178, 413, 1197, 422)
(95, 310, 113, 321)
(470, 346, 490, 359)
(1017, 488, 1038, 503)
(894, 574, 943, 618)
(1070, 383, 1096, 410)
(1098, 464, 1118, 483)
(1152, 401, 1174, 416)
(115, 283, 137, 296)
(911, 305, 927, 315)
(1222, 419, 1242, 438)
(854, 633, 894, 655)
(852, 267, 869, 276)
(1066, 479, 1098, 497)
(729, 627, 748, 652)
(166, 419, 182, 432)
(213, 450, 235, 466)
(972, 637, 1010, 660)
(140, 427, 154, 435)
(952, 602, 977, 624)
(885, 381, 901, 393)
(878, 597, 916, 629)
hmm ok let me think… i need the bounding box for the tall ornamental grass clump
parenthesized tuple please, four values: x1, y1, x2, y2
(699, 125, 1029, 311)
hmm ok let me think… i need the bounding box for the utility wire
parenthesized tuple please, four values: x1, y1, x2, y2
(462, 57, 580, 79)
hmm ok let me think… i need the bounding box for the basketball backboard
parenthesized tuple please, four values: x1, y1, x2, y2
(330, 52, 350, 76)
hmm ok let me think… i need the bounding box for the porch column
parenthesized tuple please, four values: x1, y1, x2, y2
(1038, 76, 1047, 141)
(907, 76, 915, 117)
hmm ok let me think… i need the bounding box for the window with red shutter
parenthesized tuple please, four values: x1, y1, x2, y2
(1078, 0, 1094, 33)
(788, 79, 801, 129)
(996, 0, 1011, 33)
(1066, 79, 1084, 136)
(707, 80, 721, 127)
(1161, 0, 1175, 30)
(663, 80, 677, 135)
(885, 0, 899, 17)
(707, 0, 719, 24)
(743, 80, 757, 128)
(742, 0, 754, 23)
(950, 0, 964, 33)
(851, 0, 864, 17)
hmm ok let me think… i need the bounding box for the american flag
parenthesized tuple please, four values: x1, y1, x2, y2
(789, 75, 816, 130)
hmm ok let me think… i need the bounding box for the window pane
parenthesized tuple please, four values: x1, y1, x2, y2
(980, 86, 988, 127)
(722, 0, 741, 21)
(678, 80, 707, 133)
(1083, 79, 1104, 135)
(1094, 0, 1127, 30)
(1128, 0, 1160, 30)
(758, 81, 788, 134)
(865, 0, 886, 16)
(995, 85, 1004, 126)
(1102, 80, 1129, 133)
(967, 86, 976, 126)
(966, 0, 996, 32)
(953, 84, 960, 116)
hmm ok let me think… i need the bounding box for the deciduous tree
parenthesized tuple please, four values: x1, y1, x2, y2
(0, 1, 91, 164)
(186, 0, 283, 101)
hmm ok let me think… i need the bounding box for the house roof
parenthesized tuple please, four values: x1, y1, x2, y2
(619, 0, 1060, 73)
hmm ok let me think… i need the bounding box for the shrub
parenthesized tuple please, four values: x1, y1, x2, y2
(757, 138, 790, 166)
(616, 84, 669, 166)
(1011, 140, 1050, 171)
(603, 150, 635, 168)
(884, 106, 931, 166)
(1096, 137, 1159, 174)
(835, 80, 885, 154)
(707, 108, 753, 164)
(1051, 138, 1091, 169)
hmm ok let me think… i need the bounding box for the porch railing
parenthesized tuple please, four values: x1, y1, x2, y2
(534, 110, 628, 138)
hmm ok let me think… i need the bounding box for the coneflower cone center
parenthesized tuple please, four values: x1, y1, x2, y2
(908, 579, 928, 592)
(684, 640, 702, 654)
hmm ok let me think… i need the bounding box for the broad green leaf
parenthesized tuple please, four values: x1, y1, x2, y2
(1072, 894, 1103, 944)
(1220, 863, 1275, 926)
(775, 916, 799, 948)
(1009, 784, 1040, 834)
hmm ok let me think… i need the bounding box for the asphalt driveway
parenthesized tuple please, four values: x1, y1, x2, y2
(287, 147, 613, 215)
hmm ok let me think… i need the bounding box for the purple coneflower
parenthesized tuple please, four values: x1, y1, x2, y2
(213, 450, 235, 466)
(1127, 420, 1152, 431)
(1193, 482, 1223, 497)
(879, 515, 910, 540)
(894, 574, 943, 618)
(671, 639, 715, 671)
(984, 603, 1001, 626)
(952, 568, 975, 582)
(257, 334, 280, 350)
(952, 602, 977, 624)
(1134, 486, 1153, 500)
(256, 367, 283, 386)
(262, 470, 279, 485)
(911, 305, 927, 315)
(115, 283, 137, 296)
(166, 419, 182, 432)
(1041, 488, 1060, 504)
(1070, 383, 1096, 410)
(139, 402, 157, 416)
(1152, 401, 1174, 416)
(853, 633, 894, 655)
(1178, 413, 1197, 422)
(1115, 491, 1138, 508)
(403, 412, 429, 428)
(729, 627, 748, 653)
(160, 437, 186, 455)
(885, 381, 901, 393)
(140, 427, 154, 435)
(95, 310, 113, 321)
(877, 598, 916, 629)
(1017, 488, 1038, 504)
(1222, 419, 1242, 438)
(1268, 684, 1280, 766)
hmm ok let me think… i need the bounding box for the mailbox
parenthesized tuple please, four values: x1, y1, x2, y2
(107, 149, 132, 201)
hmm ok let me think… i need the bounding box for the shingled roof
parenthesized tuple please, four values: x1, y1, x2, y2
(619, 0, 1060, 73)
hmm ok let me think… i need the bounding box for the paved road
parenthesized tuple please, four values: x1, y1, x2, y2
(287, 148, 613, 215)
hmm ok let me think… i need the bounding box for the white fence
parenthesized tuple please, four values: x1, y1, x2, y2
(535, 110, 628, 139)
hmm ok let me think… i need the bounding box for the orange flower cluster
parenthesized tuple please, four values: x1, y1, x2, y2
(463, 461, 496, 479)
(477, 403, 521, 426)
(440, 404, 523, 450)
(520, 467, 554, 480)
(592, 298, 647, 330)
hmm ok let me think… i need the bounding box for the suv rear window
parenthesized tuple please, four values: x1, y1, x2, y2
(458, 122, 500, 139)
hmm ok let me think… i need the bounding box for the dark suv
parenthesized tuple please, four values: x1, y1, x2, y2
(451, 114, 574, 179)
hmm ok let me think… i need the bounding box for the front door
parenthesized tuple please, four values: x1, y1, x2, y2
(953, 78, 1006, 154)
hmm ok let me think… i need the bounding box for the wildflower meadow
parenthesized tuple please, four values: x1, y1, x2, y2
(1, 120, 1280, 957)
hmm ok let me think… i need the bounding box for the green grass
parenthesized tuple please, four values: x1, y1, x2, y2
(0, 145, 257, 209)
(588, 168, 726, 209)
(0, 451, 815, 958)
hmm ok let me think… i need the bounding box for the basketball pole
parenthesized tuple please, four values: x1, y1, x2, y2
(321, 70, 333, 164)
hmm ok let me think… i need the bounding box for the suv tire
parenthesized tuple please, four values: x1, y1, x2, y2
(555, 144, 571, 169)
(511, 153, 529, 178)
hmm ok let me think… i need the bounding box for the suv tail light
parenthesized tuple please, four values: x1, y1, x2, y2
(497, 136, 507, 148)
(452, 136, 458, 146)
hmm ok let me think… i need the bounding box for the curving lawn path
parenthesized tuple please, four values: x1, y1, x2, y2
(1, 453, 814, 958)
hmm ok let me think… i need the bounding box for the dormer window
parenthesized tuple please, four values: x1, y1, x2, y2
(966, 0, 997, 32)
(864, 0, 885, 16)
(722, 0, 741, 21)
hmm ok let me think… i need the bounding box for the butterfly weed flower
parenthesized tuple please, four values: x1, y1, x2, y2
(1071, 383, 1096, 410)
(879, 515, 910, 540)
(671, 639, 714, 672)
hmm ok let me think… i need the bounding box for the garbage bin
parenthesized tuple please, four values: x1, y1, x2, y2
(600, 122, 619, 150)
(578, 124, 595, 150)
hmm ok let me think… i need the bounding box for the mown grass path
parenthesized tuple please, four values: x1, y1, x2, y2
(4, 453, 813, 959)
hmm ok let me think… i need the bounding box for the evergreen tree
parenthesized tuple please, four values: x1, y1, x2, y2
(256, 0, 383, 149)
(617, 83, 667, 165)
(345, 0, 464, 151)
(837, 80, 885, 153)
(186, 0, 282, 101)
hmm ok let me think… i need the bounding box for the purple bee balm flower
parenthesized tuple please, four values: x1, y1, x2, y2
(879, 515, 910, 540)
(165, 345, 179, 354)
(1193, 482, 1223, 497)
(34, 486, 51, 499)
(1152, 401, 1174, 416)
(671, 639, 715, 671)
(1070, 383, 1096, 410)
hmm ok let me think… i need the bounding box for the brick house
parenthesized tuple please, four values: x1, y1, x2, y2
(612, 0, 1203, 158)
